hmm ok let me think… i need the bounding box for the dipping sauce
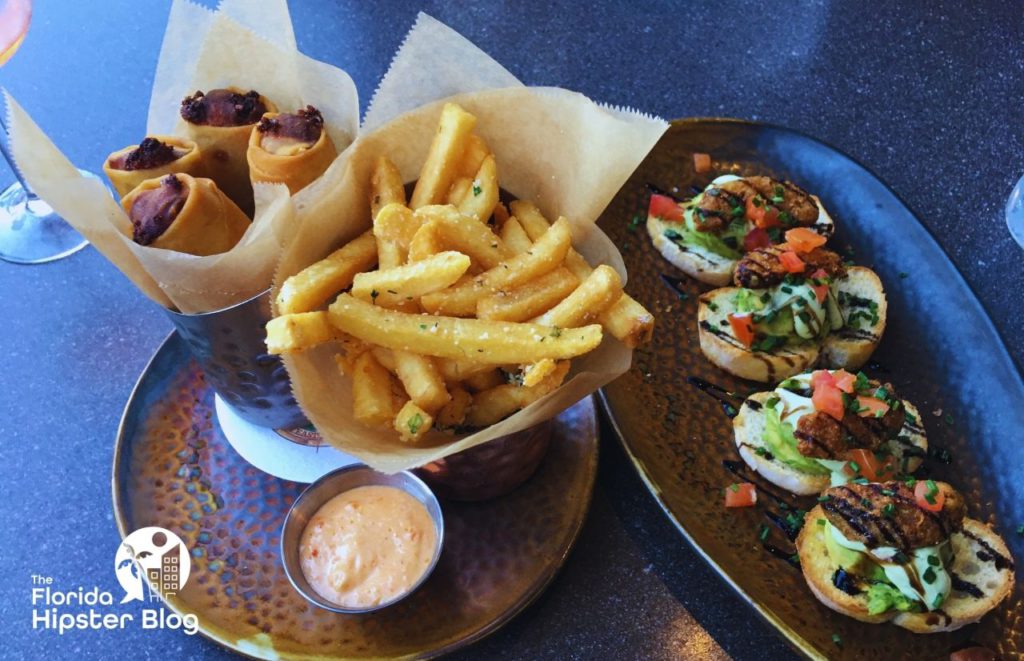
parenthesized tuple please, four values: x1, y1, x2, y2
(298, 485, 438, 609)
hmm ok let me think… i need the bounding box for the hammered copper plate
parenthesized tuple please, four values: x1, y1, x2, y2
(598, 119, 1023, 659)
(112, 332, 598, 659)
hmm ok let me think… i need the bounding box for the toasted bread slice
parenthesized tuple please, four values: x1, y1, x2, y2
(820, 266, 887, 371)
(734, 394, 927, 495)
(797, 506, 1015, 632)
(697, 287, 819, 382)
(698, 266, 886, 382)
(647, 214, 734, 286)
(646, 195, 834, 287)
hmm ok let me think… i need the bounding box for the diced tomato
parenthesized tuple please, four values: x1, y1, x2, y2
(832, 369, 856, 394)
(743, 227, 771, 252)
(810, 370, 835, 391)
(915, 480, 945, 512)
(843, 448, 897, 482)
(728, 313, 756, 347)
(812, 382, 845, 420)
(693, 152, 712, 173)
(779, 250, 806, 273)
(745, 196, 781, 228)
(648, 193, 684, 223)
(856, 395, 890, 418)
(808, 268, 830, 303)
(785, 227, 827, 253)
(724, 482, 757, 508)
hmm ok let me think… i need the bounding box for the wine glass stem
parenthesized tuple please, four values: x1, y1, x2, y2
(0, 113, 36, 197)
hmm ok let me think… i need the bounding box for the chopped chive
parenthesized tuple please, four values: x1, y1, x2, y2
(407, 413, 424, 435)
(882, 503, 895, 518)
(472, 184, 482, 196)
(816, 518, 826, 527)
(730, 483, 740, 492)
(759, 525, 770, 541)
(817, 495, 832, 503)
(832, 633, 843, 648)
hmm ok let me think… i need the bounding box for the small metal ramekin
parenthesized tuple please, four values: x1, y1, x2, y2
(279, 464, 444, 614)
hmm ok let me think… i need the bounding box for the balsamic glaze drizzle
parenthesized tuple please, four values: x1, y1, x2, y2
(645, 183, 686, 202)
(686, 376, 741, 418)
(659, 273, 691, 300)
(962, 530, 1014, 571)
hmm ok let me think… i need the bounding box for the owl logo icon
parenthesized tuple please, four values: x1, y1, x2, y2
(114, 527, 191, 604)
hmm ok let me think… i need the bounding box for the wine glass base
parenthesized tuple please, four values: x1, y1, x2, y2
(0, 170, 98, 264)
(1007, 173, 1024, 249)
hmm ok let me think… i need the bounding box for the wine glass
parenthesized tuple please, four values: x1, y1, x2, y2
(0, 0, 93, 264)
(1006, 173, 1024, 249)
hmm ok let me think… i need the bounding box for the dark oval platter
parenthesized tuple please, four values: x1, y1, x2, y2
(597, 118, 1023, 660)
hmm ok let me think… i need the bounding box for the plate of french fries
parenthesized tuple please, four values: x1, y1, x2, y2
(266, 101, 657, 469)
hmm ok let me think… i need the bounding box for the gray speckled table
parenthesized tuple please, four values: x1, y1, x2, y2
(1, 1, 1020, 659)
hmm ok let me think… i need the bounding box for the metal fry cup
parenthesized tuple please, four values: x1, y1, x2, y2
(164, 289, 308, 429)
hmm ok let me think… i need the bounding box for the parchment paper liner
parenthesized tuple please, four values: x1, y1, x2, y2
(6, 0, 358, 314)
(276, 14, 669, 473)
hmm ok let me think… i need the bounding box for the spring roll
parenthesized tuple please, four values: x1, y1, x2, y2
(103, 136, 206, 198)
(246, 105, 337, 194)
(179, 87, 276, 216)
(120, 173, 250, 256)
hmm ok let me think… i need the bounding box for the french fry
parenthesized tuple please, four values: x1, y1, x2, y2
(420, 217, 573, 315)
(521, 358, 557, 387)
(458, 154, 498, 223)
(369, 346, 397, 372)
(465, 361, 570, 427)
(499, 216, 532, 253)
(352, 351, 397, 426)
(493, 201, 511, 227)
(436, 386, 472, 429)
(436, 357, 501, 381)
(395, 400, 433, 442)
(477, 267, 580, 322)
(457, 134, 490, 178)
(328, 293, 603, 363)
(265, 311, 344, 354)
(598, 295, 656, 348)
(275, 230, 378, 315)
(407, 221, 445, 262)
(393, 351, 450, 413)
(511, 200, 654, 347)
(372, 203, 416, 270)
(351, 251, 471, 308)
(415, 204, 513, 268)
(535, 265, 623, 328)
(463, 369, 505, 392)
(373, 203, 419, 249)
(370, 156, 406, 219)
(446, 176, 472, 206)
(410, 103, 477, 209)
